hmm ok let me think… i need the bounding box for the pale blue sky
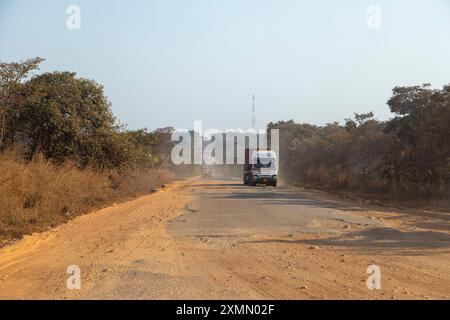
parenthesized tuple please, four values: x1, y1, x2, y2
(1, 0, 450, 130)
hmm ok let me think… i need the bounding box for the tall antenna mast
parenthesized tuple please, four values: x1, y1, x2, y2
(252, 94, 256, 129)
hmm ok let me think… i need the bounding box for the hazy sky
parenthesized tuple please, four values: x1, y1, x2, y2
(1, 0, 450, 130)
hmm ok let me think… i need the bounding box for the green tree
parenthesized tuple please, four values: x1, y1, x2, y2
(386, 84, 450, 191)
(0, 57, 44, 147)
(16, 71, 128, 169)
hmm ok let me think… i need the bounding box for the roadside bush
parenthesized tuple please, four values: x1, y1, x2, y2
(0, 151, 172, 240)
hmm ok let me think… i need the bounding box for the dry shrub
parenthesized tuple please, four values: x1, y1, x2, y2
(365, 177, 390, 193)
(333, 167, 352, 188)
(0, 152, 172, 240)
(305, 166, 331, 186)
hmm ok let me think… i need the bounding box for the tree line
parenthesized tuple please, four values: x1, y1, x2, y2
(268, 84, 450, 199)
(2, 57, 449, 199)
(0, 57, 173, 171)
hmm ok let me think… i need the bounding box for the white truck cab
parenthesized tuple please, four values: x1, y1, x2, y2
(244, 150, 278, 187)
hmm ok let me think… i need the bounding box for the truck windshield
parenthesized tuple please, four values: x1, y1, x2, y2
(253, 157, 275, 168)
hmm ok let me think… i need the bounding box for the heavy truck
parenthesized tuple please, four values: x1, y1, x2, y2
(243, 149, 278, 187)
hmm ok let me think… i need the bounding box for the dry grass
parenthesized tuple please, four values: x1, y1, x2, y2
(0, 152, 173, 240)
(288, 166, 450, 211)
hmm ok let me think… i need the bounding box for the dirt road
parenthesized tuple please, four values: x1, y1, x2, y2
(0, 178, 449, 299)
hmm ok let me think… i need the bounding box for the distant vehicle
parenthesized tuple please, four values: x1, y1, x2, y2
(243, 149, 278, 187)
